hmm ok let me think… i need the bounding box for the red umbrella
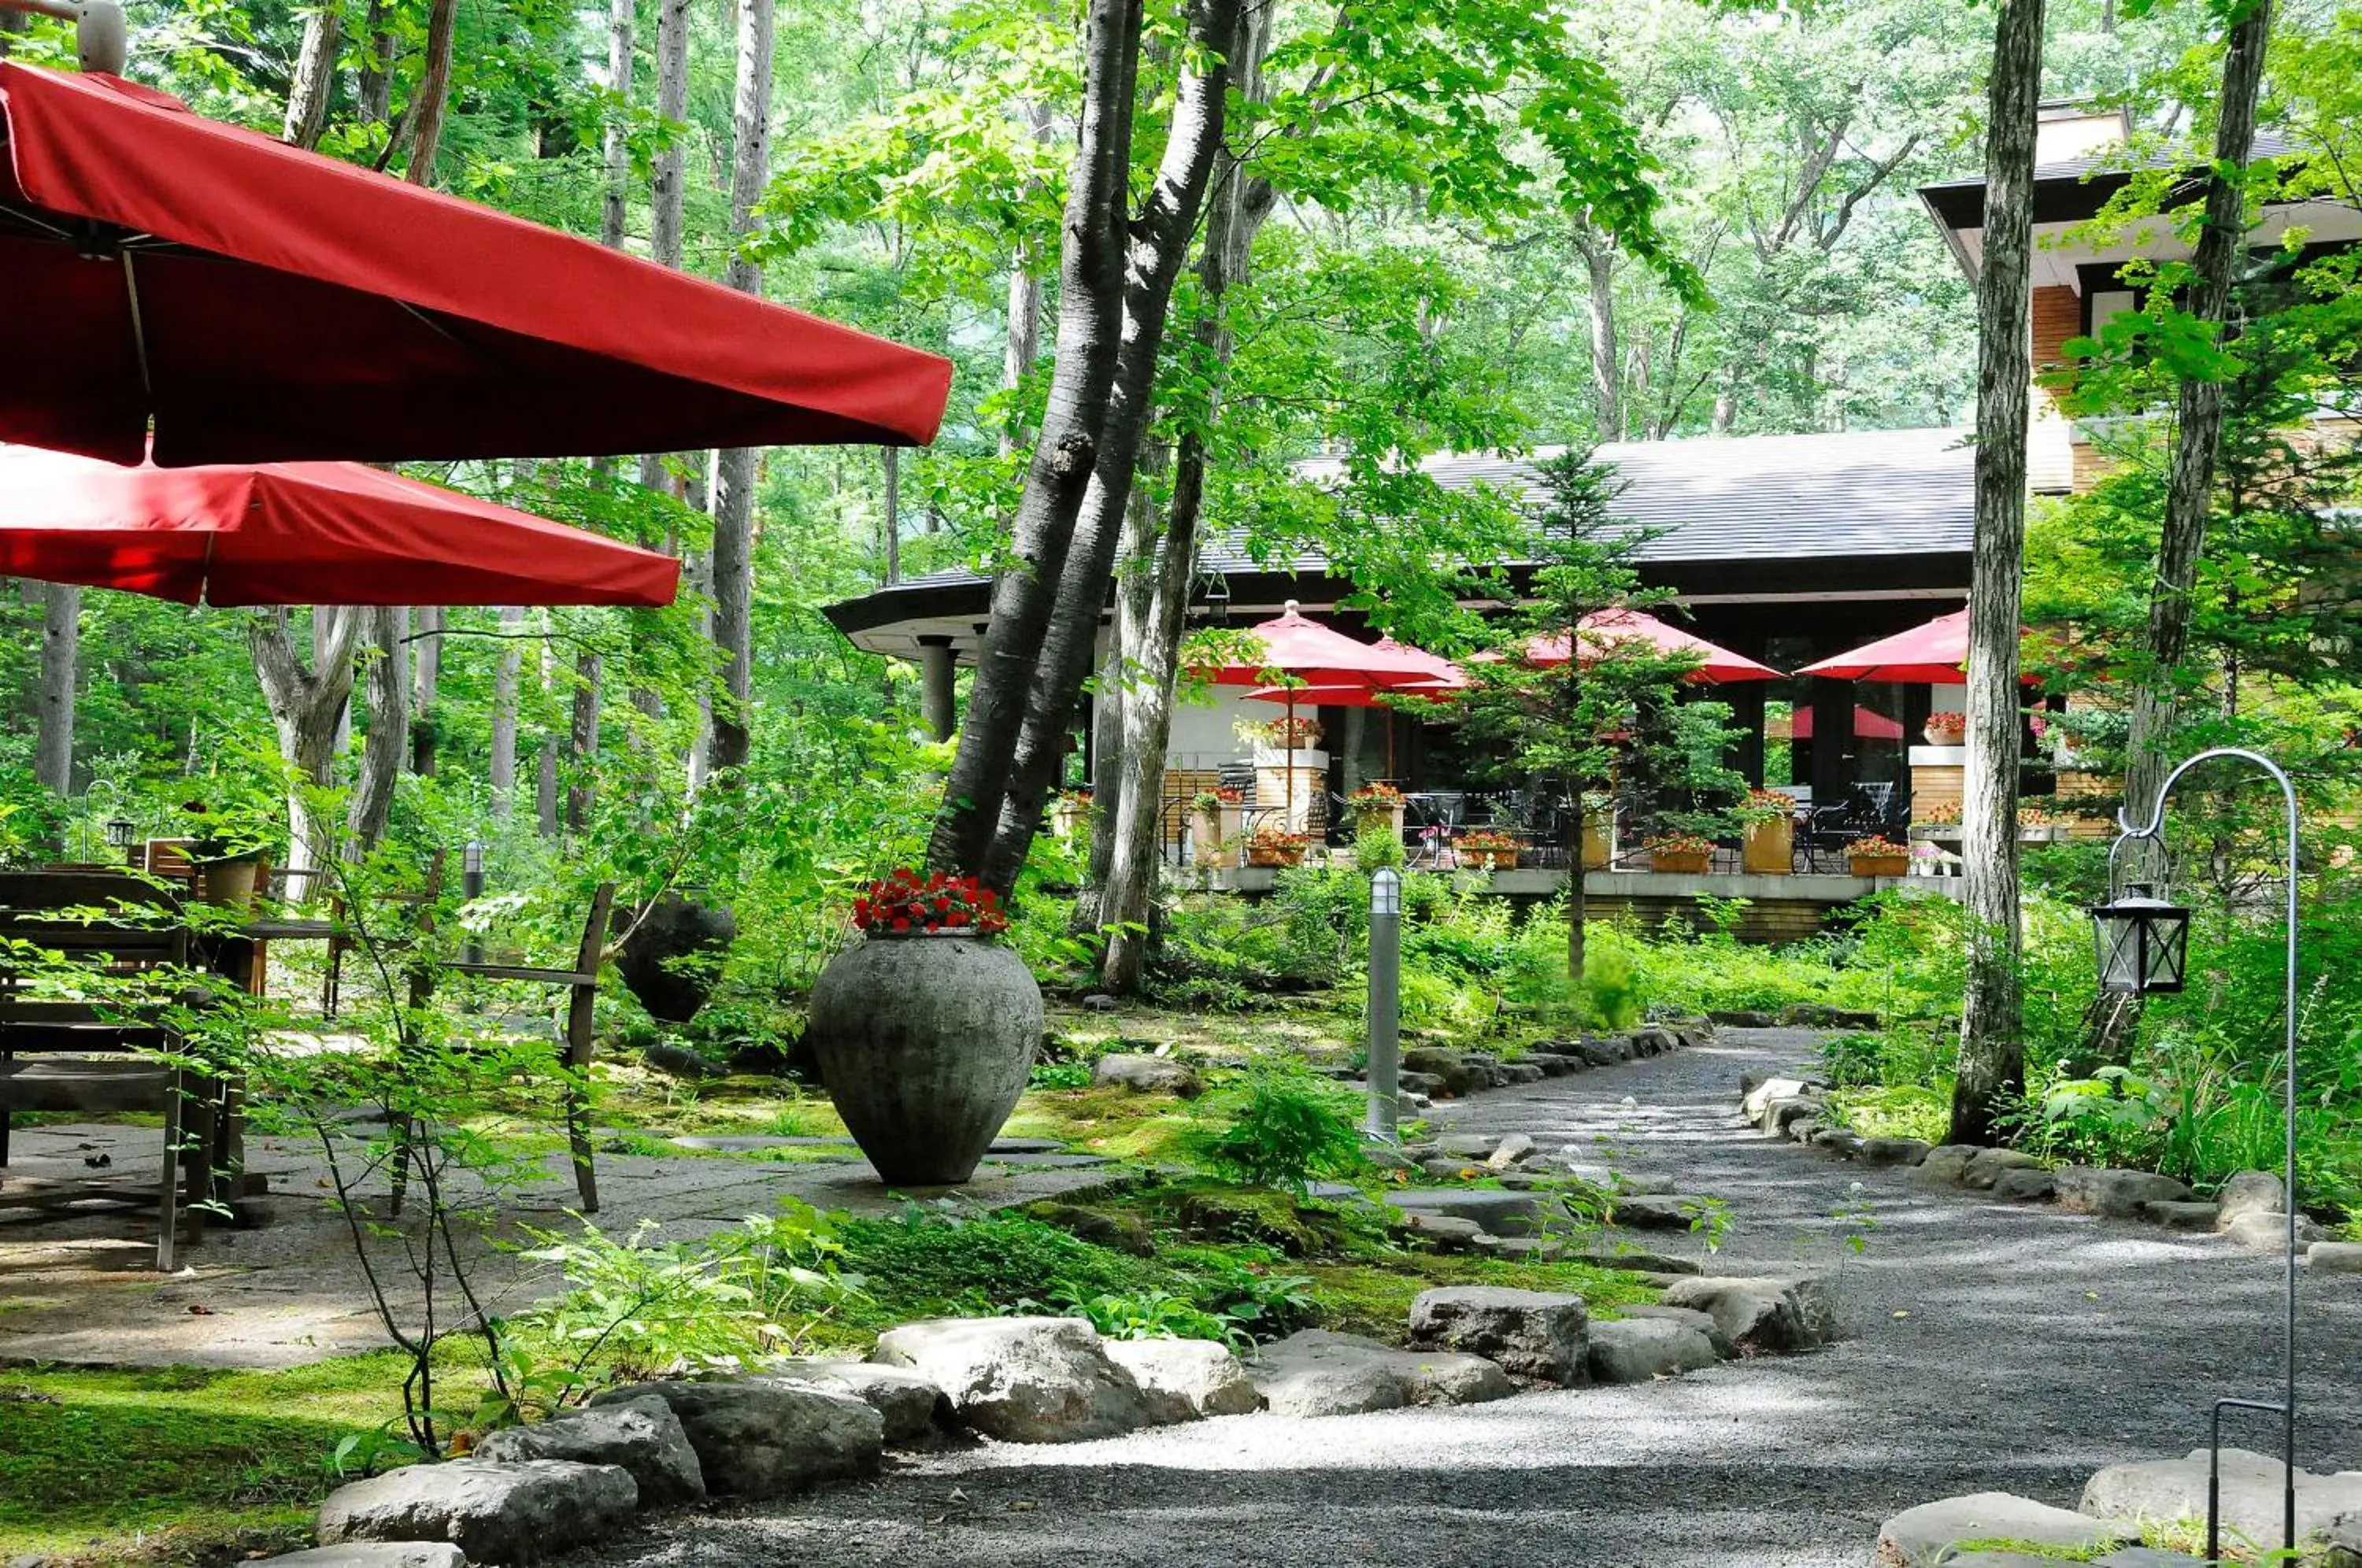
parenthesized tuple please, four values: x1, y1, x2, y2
(0, 62, 952, 467)
(1522, 609, 1779, 682)
(0, 444, 679, 606)
(1773, 706, 1907, 741)
(1795, 608, 2038, 685)
(1370, 635, 1469, 691)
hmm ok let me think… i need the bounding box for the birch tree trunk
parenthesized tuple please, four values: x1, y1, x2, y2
(568, 650, 602, 835)
(35, 582, 76, 797)
(2121, 0, 2273, 822)
(491, 606, 522, 814)
(250, 608, 365, 875)
(1951, 0, 2045, 1145)
(350, 608, 408, 852)
(998, 101, 1055, 462)
(283, 6, 340, 149)
(650, 0, 692, 270)
(1578, 230, 1623, 440)
(709, 0, 776, 777)
(602, 0, 634, 247)
(924, 0, 1150, 879)
(1099, 19, 1275, 989)
(973, 0, 1249, 895)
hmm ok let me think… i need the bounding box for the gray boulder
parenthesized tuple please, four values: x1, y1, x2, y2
(2053, 1167, 2194, 1219)
(2216, 1170, 2286, 1229)
(1961, 1148, 2044, 1189)
(1386, 1187, 1542, 1236)
(473, 1396, 703, 1507)
(870, 1317, 1152, 1443)
(1658, 1274, 1837, 1354)
(1390, 1211, 1490, 1252)
(1620, 1304, 1735, 1359)
(1585, 1317, 1718, 1383)
(1401, 1050, 1490, 1096)
(1498, 1063, 1545, 1085)
(1854, 1136, 1929, 1167)
(590, 1378, 881, 1496)
(1990, 1167, 2057, 1203)
(1485, 1133, 1535, 1171)
(2308, 1242, 2362, 1274)
(1812, 1127, 1867, 1158)
(752, 1358, 950, 1445)
(1874, 1492, 2132, 1567)
(316, 1459, 636, 1565)
(1103, 1337, 1263, 1421)
(1091, 1053, 1202, 1097)
(1912, 1145, 1983, 1186)
(1739, 1077, 1815, 1126)
(1435, 1133, 1500, 1159)
(2082, 1448, 2362, 1548)
(1610, 1193, 1712, 1231)
(1406, 1286, 1589, 1386)
(2222, 1210, 2330, 1252)
(248, 1550, 471, 1568)
(1247, 1329, 1515, 1417)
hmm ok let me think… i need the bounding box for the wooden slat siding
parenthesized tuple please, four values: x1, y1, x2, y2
(1161, 768, 1220, 860)
(1911, 763, 1964, 821)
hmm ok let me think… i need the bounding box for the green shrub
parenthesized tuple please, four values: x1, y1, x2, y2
(1183, 1059, 1366, 1196)
(1353, 824, 1406, 872)
(836, 1209, 1158, 1320)
(1581, 941, 1645, 1030)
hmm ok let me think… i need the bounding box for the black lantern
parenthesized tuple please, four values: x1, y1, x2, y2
(104, 815, 138, 854)
(2089, 882, 2190, 994)
(1202, 574, 1231, 626)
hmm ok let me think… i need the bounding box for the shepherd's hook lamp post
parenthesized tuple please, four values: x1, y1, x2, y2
(1366, 867, 1401, 1141)
(2097, 746, 2299, 1564)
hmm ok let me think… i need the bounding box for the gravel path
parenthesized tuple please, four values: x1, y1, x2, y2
(580, 1026, 2362, 1568)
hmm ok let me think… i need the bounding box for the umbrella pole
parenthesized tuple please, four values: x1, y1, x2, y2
(1286, 692, 1298, 834)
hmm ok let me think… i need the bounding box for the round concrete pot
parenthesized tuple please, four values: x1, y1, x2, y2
(808, 933, 1042, 1185)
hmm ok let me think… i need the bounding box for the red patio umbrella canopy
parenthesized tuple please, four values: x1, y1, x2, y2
(1772, 705, 1906, 741)
(1523, 608, 1780, 682)
(0, 63, 953, 467)
(1205, 604, 1459, 694)
(0, 444, 679, 607)
(1794, 607, 2039, 685)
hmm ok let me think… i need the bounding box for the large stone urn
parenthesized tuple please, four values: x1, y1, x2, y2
(807, 933, 1042, 1185)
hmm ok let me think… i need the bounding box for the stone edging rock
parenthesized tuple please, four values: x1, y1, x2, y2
(1737, 1071, 2347, 1259)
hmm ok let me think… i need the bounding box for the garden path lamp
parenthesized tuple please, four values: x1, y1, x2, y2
(1366, 867, 1401, 1141)
(103, 814, 137, 861)
(2102, 746, 2300, 1564)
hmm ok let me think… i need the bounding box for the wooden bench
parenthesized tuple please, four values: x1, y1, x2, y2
(0, 871, 218, 1270)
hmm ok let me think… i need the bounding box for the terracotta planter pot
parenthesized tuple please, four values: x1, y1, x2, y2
(808, 933, 1042, 1185)
(1246, 845, 1305, 868)
(1741, 816, 1794, 875)
(1649, 849, 1711, 875)
(1923, 721, 1967, 746)
(1459, 846, 1518, 871)
(1580, 816, 1612, 871)
(1849, 852, 1908, 878)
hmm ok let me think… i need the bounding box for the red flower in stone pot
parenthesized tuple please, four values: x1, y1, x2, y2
(853, 869, 1009, 937)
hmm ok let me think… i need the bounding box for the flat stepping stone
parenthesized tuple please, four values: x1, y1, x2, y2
(1386, 1187, 1542, 1235)
(2082, 1447, 2362, 1546)
(1609, 1193, 1716, 1231)
(990, 1138, 1068, 1154)
(2308, 1241, 2362, 1272)
(977, 1152, 1108, 1168)
(1874, 1492, 2132, 1567)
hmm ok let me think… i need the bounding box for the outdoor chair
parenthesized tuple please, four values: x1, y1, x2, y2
(320, 849, 447, 1019)
(0, 871, 217, 1270)
(413, 882, 616, 1213)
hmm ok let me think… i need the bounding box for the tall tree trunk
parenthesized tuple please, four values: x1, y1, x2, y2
(491, 606, 522, 814)
(536, 734, 560, 835)
(2121, 0, 2273, 821)
(881, 445, 901, 583)
(709, 0, 776, 777)
(925, 0, 1151, 881)
(409, 605, 442, 775)
(35, 582, 76, 797)
(968, 0, 1249, 895)
(567, 650, 602, 835)
(405, 0, 459, 187)
(1099, 21, 1274, 989)
(650, 0, 692, 268)
(357, 0, 394, 125)
(250, 608, 365, 875)
(0, 11, 27, 53)
(1951, 0, 2045, 1146)
(602, 0, 634, 249)
(998, 102, 1056, 462)
(1578, 230, 1622, 440)
(283, 5, 341, 149)
(350, 607, 408, 852)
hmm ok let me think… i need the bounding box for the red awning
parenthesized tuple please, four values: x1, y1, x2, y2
(1795, 607, 2038, 685)
(1771, 705, 1906, 741)
(0, 444, 679, 606)
(1523, 608, 1780, 682)
(0, 63, 952, 467)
